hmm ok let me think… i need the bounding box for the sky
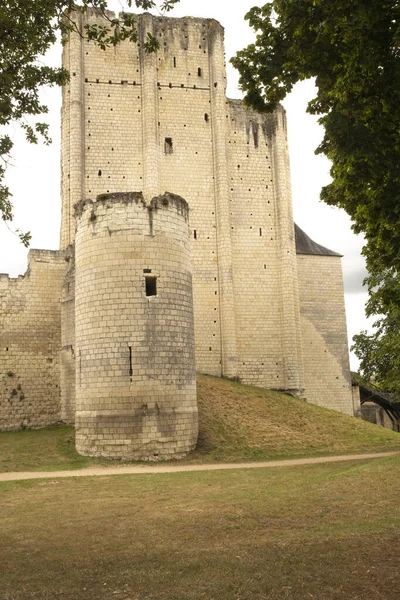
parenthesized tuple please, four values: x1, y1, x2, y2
(0, 0, 372, 368)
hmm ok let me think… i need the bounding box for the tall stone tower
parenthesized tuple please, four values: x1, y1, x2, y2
(61, 9, 305, 395)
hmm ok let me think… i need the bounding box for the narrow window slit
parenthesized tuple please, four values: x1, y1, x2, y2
(128, 345, 133, 380)
(145, 276, 157, 297)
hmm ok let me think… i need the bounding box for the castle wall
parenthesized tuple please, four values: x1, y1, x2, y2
(297, 254, 353, 414)
(0, 250, 65, 430)
(74, 192, 197, 460)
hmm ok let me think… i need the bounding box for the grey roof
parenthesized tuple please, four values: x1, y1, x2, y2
(294, 223, 342, 257)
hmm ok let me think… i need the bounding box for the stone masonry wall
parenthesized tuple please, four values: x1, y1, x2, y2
(0, 250, 65, 430)
(297, 254, 353, 414)
(74, 192, 198, 460)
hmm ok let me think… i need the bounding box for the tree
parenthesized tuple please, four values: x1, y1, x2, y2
(351, 267, 400, 396)
(232, 0, 400, 393)
(0, 0, 178, 244)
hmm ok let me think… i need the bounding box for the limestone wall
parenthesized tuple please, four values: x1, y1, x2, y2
(0, 250, 65, 430)
(74, 192, 197, 460)
(297, 254, 353, 414)
(227, 101, 303, 391)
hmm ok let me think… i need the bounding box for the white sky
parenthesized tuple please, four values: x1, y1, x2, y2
(0, 0, 372, 369)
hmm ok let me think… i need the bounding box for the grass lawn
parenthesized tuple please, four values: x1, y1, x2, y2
(0, 426, 100, 473)
(1, 375, 400, 473)
(1, 456, 400, 599)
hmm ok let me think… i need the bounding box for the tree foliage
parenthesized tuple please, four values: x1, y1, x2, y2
(232, 0, 400, 392)
(0, 0, 178, 244)
(351, 266, 400, 396)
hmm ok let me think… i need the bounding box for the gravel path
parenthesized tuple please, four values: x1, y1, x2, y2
(0, 451, 398, 482)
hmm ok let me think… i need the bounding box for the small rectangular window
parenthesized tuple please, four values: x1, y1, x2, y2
(164, 137, 173, 154)
(145, 276, 157, 297)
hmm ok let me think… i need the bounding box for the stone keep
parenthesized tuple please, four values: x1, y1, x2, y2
(0, 10, 357, 453)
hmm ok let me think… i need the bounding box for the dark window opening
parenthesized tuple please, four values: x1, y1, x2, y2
(173, 57, 176, 67)
(204, 113, 209, 122)
(164, 137, 173, 154)
(260, 228, 262, 236)
(198, 67, 202, 77)
(98, 169, 102, 176)
(194, 230, 197, 239)
(143, 268, 152, 274)
(145, 276, 157, 297)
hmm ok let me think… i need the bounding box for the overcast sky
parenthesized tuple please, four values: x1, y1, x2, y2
(0, 0, 372, 368)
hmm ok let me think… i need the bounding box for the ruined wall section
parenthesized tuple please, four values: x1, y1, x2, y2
(74, 192, 197, 460)
(227, 101, 303, 391)
(297, 254, 353, 414)
(0, 251, 65, 430)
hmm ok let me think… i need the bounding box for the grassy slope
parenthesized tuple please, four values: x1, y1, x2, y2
(188, 375, 400, 461)
(1, 374, 400, 472)
(1, 456, 400, 599)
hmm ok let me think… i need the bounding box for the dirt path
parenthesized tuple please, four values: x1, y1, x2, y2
(0, 451, 399, 482)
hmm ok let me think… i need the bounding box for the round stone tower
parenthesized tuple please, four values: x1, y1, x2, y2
(74, 191, 198, 460)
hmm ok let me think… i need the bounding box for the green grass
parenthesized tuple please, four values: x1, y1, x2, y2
(1, 374, 400, 472)
(1, 456, 400, 599)
(0, 426, 98, 472)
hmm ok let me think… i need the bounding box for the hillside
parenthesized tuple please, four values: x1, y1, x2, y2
(186, 374, 400, 462)
(1, 374, 400, 472)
